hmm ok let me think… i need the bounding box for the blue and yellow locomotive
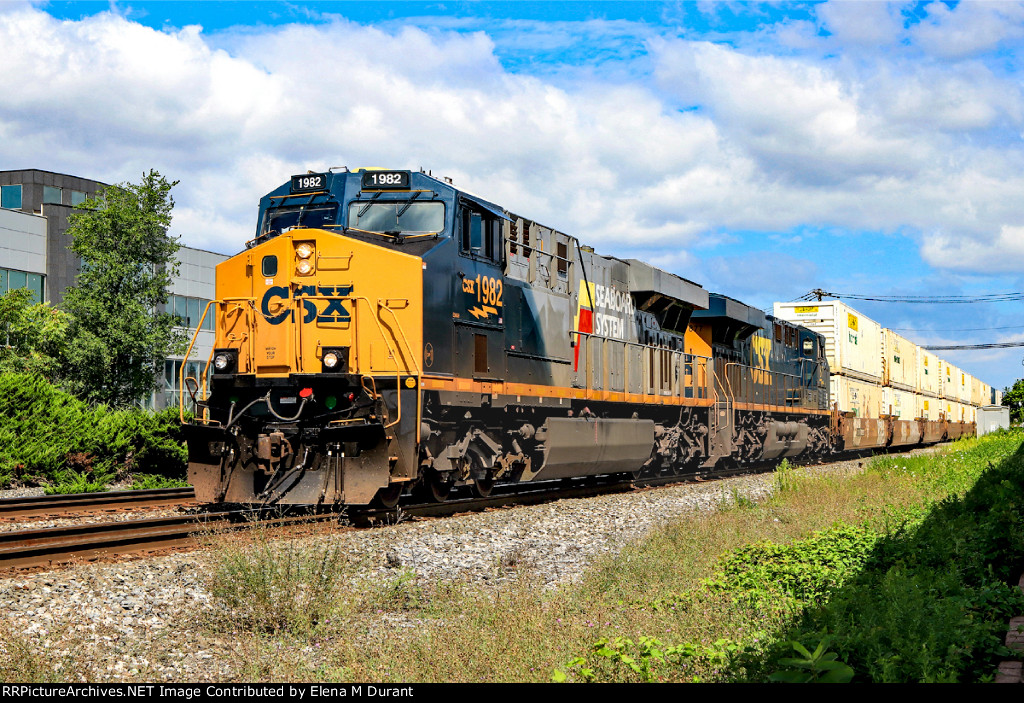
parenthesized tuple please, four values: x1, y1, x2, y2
(181, 168, 831, 507)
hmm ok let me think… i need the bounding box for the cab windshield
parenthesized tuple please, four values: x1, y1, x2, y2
(346, 201, 445, 233)
(261, 204, 339, 236)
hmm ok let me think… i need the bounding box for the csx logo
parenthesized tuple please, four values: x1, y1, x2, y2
(261, 285, 353, 325)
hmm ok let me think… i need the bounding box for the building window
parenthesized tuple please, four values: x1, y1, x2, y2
(169, 294, 214, 331)
(0, 267, 44, 304)
(164, 358, 211, 409)
(42, 186, 62, 205)
(0, 184, 22, 209)
(71, 190, 87, 207)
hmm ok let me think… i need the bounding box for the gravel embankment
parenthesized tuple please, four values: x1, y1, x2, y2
(0, 453, 896, 680)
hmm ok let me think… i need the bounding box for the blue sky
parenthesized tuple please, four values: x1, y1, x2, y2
(5, 1, 1024, 389)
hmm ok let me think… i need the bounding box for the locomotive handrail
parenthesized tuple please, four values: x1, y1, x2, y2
(723, 361, 806, 410)
(568, 330, 712, 402)
(376, 300, 424, 443)
(179, 299, 218, 425)
(179, 297, 257, 425)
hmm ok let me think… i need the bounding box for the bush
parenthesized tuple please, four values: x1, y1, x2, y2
(0, 372, 187, 490)
(758, 431, 1024, 682)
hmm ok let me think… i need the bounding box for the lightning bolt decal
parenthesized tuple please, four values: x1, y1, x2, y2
(468, 305, 499, 319)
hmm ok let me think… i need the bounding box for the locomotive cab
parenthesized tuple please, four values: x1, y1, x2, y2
(184, 169, 450, 506)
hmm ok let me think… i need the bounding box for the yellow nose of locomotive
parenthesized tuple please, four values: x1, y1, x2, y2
(213, 228, 423, 378)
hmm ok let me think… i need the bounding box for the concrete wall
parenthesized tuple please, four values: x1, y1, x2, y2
(0, 207, 47, 282)
(977, 405, 1011, 436)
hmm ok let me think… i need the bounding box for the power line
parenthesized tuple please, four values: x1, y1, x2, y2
(892, 325, 1023, 332)
(799, 289, 1024, 304)
(923, 342, 1024, 350)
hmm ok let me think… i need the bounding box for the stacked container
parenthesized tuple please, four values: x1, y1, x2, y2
(919, 395, 939, 421)
(917, 348, 940, 399)
(883, 329, 918, 391)
(774, 299, 998, 438)
(942, 362, 960, 401)
(958, 371, 972, 405)
(774, 301, 883, 383)
(831, 375, 883, 418)
(970, 377, 984, 407)
(883, 386, 919, 419)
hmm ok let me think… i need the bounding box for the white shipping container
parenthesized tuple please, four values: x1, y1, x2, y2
(943, 399, 964, 422)
(918, 394, 939, 421)
(775, 301, 883, 382)
(883, 386, 919, 419)
(917, 348, 940, 397)
(958, 371, 972, 404)
(970, 377, 985, 407)
(831, 375, 884, 418)
(882, 329, 918, 390)
(941, 361, 961, 401)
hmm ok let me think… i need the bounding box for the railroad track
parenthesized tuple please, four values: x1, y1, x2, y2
(0, 509, 346, 571)
(0, 487, 196, 520)
(0, 473, 708, 569)
(351, 464, 768, 523)
(0, 451, 880, 570)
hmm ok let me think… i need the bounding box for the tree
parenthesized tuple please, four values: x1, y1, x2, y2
(1002, 379, 1024, 425)
(0, 288, 70, 379)
(61, 170, 186, 407)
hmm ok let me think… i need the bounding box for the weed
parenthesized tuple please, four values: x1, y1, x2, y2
(206, 524, 350, 636)
(366, 568, 424, 612)
(128, 473, 191, 490)
(768, 637, 854, 683)
(775, 458, 796, 493)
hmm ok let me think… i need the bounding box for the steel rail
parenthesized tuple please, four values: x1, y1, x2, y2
(0, 509, 343, 571)
(0, 487, 196, 520)
(0, 512, 230, 570)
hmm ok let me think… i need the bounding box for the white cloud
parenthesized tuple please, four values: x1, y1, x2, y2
(816, 0, 909, 47)
(0, 5, 1022, 286)
(911, 1, 1024, 59)
(921, 225, 1024, 272)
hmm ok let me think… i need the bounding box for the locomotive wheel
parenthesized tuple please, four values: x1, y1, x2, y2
(373, 483, 404, 509)
(424, 474, 453, 503)
(473, 476, 495, 498)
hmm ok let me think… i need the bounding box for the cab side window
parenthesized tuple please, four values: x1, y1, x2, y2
(460, 207, 501, 265)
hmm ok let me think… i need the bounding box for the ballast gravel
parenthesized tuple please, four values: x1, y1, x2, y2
(0, 455, 889, 681)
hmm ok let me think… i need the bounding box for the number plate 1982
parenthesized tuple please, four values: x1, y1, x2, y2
(291, 174, 328, 192)
(361, 171, 410, 189)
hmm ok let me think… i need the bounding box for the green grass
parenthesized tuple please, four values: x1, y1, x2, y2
(127, 473, 191, 490)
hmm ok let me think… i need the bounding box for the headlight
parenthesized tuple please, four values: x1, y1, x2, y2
(296, 259, 313, 275)
(295, 243, 314, 259)
(321, 347, 348, 373)
(213, 349, 237, 373)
